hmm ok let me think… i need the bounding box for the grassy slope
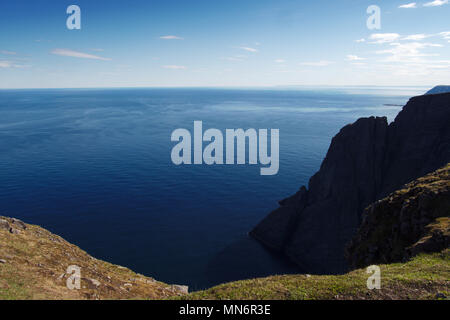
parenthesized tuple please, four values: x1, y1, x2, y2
(0, 218, 184, 300)
(185, 249, 449, 300)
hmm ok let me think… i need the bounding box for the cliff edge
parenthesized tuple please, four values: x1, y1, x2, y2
(251, 92, 450, 274)
(188, 166, 449, 300)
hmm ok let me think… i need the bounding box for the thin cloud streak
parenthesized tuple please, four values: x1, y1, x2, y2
(423, 0, 448, 6)
(160, 35, 184, 40)
(51, 49, 111, 61)
(299, 60, 334, 67)
(399, 3, 417, 8)
(239, 47, 258, 53)
(346, 55, 365, 61)
(162, 65, 187, 69)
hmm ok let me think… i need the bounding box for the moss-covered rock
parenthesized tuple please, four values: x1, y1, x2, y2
(346, 163, 450, 269)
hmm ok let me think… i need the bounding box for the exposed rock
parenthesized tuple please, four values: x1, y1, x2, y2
(11, 218, 27, 230)
(171, 285, 189, 294)
(1, 217, 27, 234)
(9, 228, 21, 235)
(85, 278, 101, 288)
(0, 259, 7, 264)
(0, 219, 10, 231)
(251, 93, 450, 274)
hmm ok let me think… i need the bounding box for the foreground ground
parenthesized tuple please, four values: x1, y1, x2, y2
(184, 249, 449, 300)
(1, 216, 447, 300)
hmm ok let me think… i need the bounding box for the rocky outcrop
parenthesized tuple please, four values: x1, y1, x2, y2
(0, 217, 27, 234)
(251, 92, 450, 274)
(346, 164, 449, 269)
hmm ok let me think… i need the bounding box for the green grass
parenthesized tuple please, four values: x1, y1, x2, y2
(182, 249, 449, 300)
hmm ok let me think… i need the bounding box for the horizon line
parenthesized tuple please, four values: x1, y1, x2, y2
(0, 84, 435, 91)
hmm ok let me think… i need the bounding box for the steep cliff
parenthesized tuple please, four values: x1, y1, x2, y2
(251, 92, 450, 274)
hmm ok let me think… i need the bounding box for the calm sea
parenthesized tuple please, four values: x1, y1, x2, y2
(0, 87, 427, 289)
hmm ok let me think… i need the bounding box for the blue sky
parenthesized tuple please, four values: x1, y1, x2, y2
(1, 0, 449, 88)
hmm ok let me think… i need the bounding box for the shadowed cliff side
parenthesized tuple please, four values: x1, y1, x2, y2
(251, 92, 450, 274)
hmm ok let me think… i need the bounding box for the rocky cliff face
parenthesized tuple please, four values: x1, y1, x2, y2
(346, 163, 449, 269)
(251, 93, 450, 274)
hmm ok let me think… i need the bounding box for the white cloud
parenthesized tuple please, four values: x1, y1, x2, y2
(239, 47, 258, 53)
(51, 49, 111, 61)
(299, 60, 334, 67)
(162, 65, 186, 69)
(355, 38, 366, 43)
(376, 42, 443, 63)
(424, 0, 448, 6)
(346, 55, 365, 61)
(440, 31, 450, 40)
(160, 35, 184, 40)
(369, 33, 401, 44)
(370, 33, 400, 43)
(274, 59, 286, 63)
(399, 3, 417, 8)
(403, 34, 428, 41)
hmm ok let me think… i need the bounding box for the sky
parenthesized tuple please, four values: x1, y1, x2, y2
(0, 0, 449, 88)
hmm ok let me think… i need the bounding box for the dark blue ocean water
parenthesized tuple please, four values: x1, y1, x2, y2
(0, 87, 426, 289)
